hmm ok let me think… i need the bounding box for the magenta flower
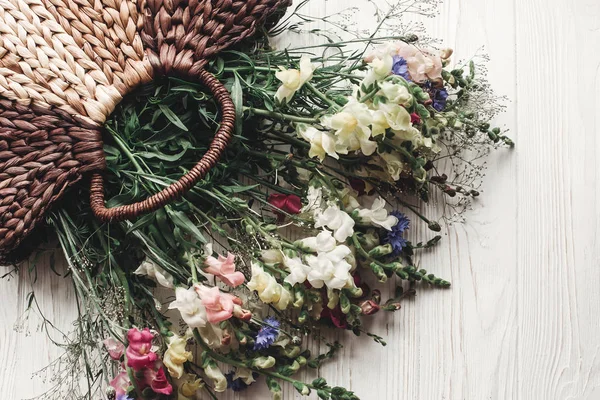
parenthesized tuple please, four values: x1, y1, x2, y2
(143, 366, 173, 395)
(126, 328, 157, 371)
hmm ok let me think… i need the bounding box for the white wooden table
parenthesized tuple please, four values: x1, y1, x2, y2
(2, 0, 600, 399)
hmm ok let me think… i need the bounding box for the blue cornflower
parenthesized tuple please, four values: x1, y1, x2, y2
(392, 56, 411, 82)
(432, 88, 449, 111)
(385, 211, 410, 254)
(225, 371, 258, 392)
(253, 317, 280, 351)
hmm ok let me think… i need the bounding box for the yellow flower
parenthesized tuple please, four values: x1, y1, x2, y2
(247, 263, 292, 310)
(177, 374, 204, 400)
(204, 362, 227, 392)
(297, 124, 338, 161)
(164, 331, 193, 379)
(275, 55, 315, 104)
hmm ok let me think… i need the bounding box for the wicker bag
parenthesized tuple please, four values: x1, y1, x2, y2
(0, 0, 292, 260)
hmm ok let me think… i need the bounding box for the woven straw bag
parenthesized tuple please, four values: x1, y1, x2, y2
(0, 0, 292, 260)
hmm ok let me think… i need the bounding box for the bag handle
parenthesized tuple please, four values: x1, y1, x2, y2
(90, 69, 235, 222)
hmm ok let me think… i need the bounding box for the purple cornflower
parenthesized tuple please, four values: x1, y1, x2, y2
(432, 88, 449, 111)
(385, 211, 410, 255)
(392, 56, 411, 82)
(253, 317, 280, 351)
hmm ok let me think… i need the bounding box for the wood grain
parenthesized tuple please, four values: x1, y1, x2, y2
(1, 0, 600, 399)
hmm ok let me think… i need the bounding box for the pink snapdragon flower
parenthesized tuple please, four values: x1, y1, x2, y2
(194, 285, 241, 324)
(109, 370, 130, 397)
(103, 337, 125, 360)
(204, 253, 245, 287)
(126, 328, 157, 371)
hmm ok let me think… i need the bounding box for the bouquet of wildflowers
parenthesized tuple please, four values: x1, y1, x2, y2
(21, 1, 511, 399)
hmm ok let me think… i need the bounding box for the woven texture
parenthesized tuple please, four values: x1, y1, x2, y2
(0, 0, 292, 259)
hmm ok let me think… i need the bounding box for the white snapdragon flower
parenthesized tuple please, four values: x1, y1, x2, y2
(168, 286, 207, 328)
(314, 205, 355, 242)
(362, 54, 393, 87)
(299, 230, 337, 252)
(371, 102, 413, 137)
(134, 259, 174, 288)
(247, 263, 291, 310)
(357, 197, 398, 230)
(297, 124, 338, 161)
(322, 97, 376, 156)
(275, 55, 316, 104)
(283, 256, 311, 286)
(302, 185, 324, 214)
(260, 249, 284, 264)
(378, 151, 405, 181)
(306, 244, 354, 290)
(379, 81, 412, 105)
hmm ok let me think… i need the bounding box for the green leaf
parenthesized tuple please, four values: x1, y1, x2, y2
(167, 208, 206, 244)
(158, 104, 188, 131)
(220, 184, 259, 194)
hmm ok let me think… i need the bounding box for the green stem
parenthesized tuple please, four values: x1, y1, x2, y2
(244, 107, 320, 124)
(305, 82, 341, 110)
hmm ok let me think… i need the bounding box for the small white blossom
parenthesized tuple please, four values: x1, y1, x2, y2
(362, 54, 393, 87)
(378, 151, 406, 181)
(322, 97, 376, 156)
(314, 205, 355, 242)
(306, 244, 354, 290)
(299, 230, 337, 252)
(379, 81, 412, 105)
(302, 185, 324, 214)
(372, 102, 413, 137)
(134, 259, 174, 288)
(297, 124, 338, 161)
(275, 55, 315, 104)
(357, 197, 398, 230)
(283, 256, 311, 286)
(168, 287, 207, 328)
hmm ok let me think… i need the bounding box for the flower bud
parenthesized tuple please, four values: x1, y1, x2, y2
(293, 289, 305, 308)
(370, 263, 387, 282)
(360, 300, 381, 315)
(340, 293, 351, 314)
(428, 221, 442, 232)
(359, 231, 380, 251)
(261, 249, 284, 264)
(296, 355, 307, 366)
(440, 48, 454, 60)
(368, 244, 393, 258)
(233, 305, 252, 321)
(252, 356, 276, 369)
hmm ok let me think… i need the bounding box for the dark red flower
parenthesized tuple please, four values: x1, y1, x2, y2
(268, 193, 302, 217)
(321, 305, 348, 329)
(410, 113, 421, 125)
(349, 178, 366, 196)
